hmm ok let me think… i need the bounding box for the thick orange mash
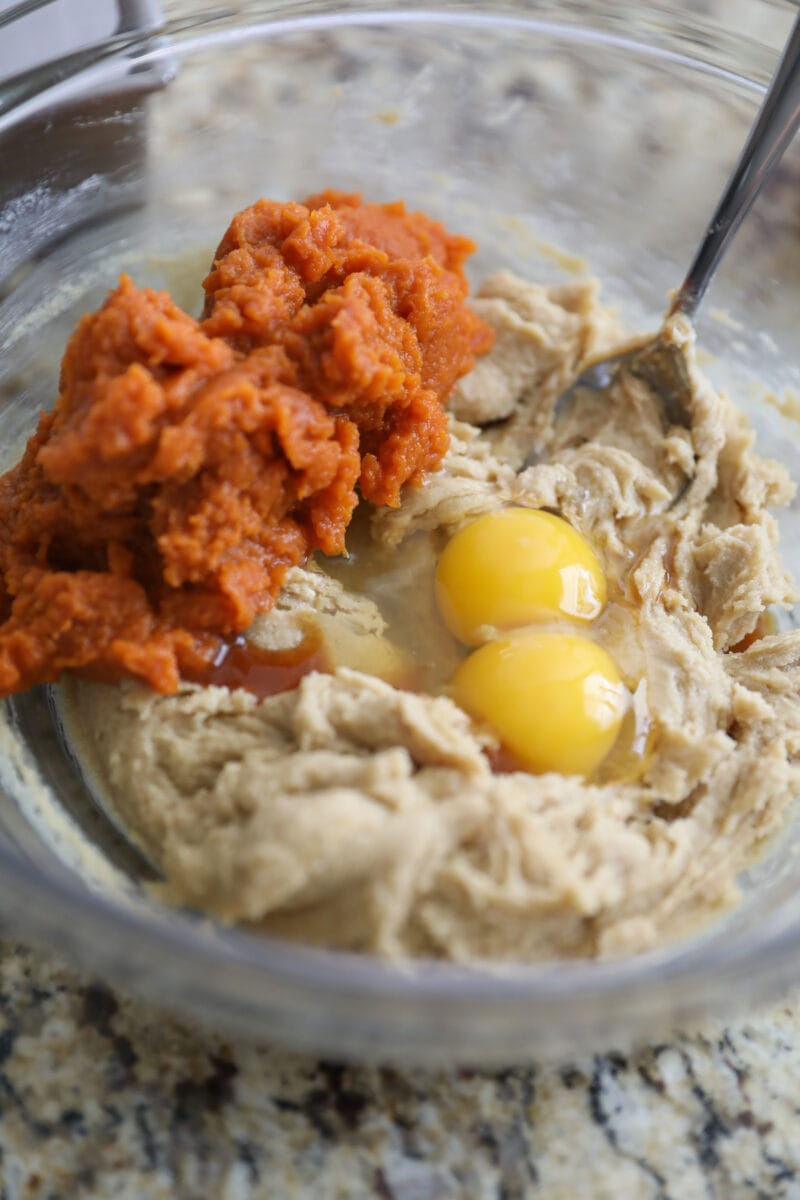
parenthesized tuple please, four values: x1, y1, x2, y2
(0, 192, 492, 695)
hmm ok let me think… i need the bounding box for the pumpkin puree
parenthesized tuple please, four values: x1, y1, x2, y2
(0, 191, 492, 695)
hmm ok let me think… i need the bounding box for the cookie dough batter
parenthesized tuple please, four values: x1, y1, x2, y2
(64, 271, 800, 961)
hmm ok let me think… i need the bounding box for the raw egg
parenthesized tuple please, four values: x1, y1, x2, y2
(435, 507, 606, 646)
(452, 630, 627, 777)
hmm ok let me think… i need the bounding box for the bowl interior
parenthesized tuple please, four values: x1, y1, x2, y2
(0, 7, 799, 1061)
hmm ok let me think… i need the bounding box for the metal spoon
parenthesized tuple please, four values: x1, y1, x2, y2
(540, 11, 800, 437)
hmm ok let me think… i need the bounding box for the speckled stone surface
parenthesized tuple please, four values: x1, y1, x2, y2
(2, 938, 800, 1199)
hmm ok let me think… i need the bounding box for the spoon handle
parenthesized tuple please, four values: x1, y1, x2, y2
(669, 11, 800, 320)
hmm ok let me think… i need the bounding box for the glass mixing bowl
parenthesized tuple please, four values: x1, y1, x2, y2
(0, 0, 799, 1065)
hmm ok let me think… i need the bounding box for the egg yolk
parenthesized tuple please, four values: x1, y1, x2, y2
(452, 631, 626, 777)
(435, 508, 606, 646)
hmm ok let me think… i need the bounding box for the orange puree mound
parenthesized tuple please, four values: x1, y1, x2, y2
(0, 193, 492, 696)
(202, 190, 493, 503)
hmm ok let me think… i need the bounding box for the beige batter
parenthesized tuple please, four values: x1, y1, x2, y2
(62, 271, 800, 962)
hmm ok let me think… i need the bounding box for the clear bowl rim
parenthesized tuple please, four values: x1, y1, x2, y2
(2, 0, 795, 129)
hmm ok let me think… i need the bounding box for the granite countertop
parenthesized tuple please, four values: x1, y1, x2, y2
(1, 938, 800, 1199)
